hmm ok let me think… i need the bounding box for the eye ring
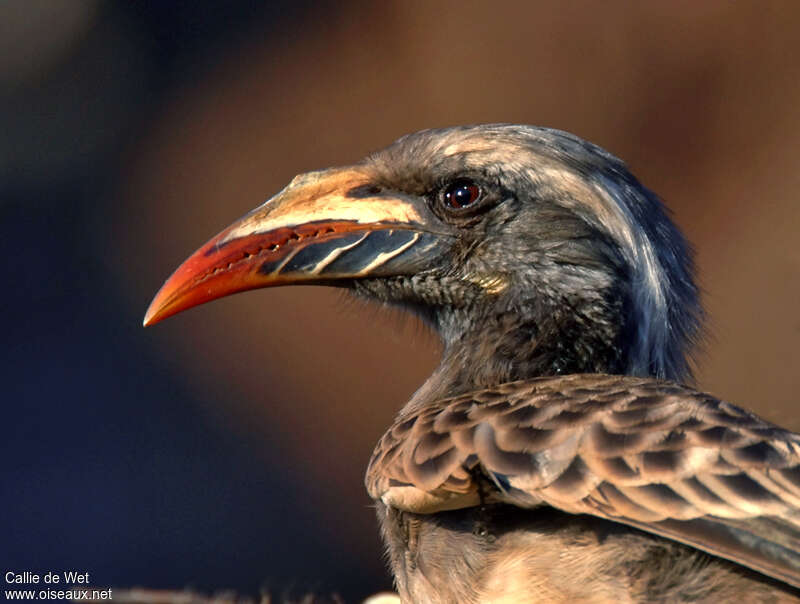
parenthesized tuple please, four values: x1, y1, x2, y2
(442, 179, 481, 209)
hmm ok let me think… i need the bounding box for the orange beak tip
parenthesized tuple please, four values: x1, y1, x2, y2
(142, 291, 169, 327)
(142, 306, 159, 327)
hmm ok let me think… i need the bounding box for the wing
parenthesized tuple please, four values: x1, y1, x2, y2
(366, 374, 800, 588)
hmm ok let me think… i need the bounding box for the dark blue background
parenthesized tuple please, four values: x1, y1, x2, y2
(0, 2, 374, 600)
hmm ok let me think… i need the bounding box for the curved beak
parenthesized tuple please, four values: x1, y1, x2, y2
(143, 167, 449, 326)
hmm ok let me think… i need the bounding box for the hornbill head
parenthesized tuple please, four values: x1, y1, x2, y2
(145, 125, 700, 387)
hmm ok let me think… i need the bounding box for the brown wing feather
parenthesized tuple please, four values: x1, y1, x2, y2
(365, 374, 800, 588)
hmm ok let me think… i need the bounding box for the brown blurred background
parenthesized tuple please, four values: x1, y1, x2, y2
(2, 1, 799, 600)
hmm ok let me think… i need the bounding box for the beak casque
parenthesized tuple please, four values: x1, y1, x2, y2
(143, 167, 446, 326)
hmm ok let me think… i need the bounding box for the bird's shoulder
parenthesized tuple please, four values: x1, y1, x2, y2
(366, 373, 800, 588)
(367, 373, 800, 507)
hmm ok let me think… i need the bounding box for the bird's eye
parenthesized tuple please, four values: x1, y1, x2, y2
(443, 180, 481, 209)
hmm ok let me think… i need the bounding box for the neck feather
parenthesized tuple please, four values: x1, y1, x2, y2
(404, 296, 625, 413)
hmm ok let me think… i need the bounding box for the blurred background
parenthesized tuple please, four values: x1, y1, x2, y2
(2, 1, 799, 601)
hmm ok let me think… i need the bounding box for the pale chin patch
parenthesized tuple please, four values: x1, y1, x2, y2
(464, 272, 510, 295)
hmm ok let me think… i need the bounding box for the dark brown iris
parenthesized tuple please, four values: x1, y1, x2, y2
(443, 179, 481, 209)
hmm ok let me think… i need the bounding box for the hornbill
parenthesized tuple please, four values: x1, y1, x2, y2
(145, 125, 800, 602)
